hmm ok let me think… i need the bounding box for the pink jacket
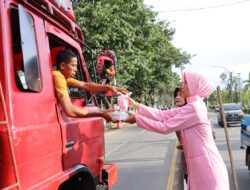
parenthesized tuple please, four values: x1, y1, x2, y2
(135, 72, 229, 190)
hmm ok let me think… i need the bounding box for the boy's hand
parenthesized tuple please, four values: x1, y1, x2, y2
(101, 109, 114, 122)
(115, 87, 128, 94)
(108, 86, 128, 95)
(123, 112, 136, 124)
(176, 144, 183, 150)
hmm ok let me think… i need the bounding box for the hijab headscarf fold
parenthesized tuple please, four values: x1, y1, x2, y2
(184, 72, 214, 98)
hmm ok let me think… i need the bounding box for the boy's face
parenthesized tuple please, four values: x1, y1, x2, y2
(110, 65, 114, 70)
(175, 91, 185, 107)
(60, 57, 78, 78)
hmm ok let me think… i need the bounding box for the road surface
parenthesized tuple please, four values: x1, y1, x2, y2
(104, 112, 250, 190)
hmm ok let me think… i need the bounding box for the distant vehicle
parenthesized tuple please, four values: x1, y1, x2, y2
(217, 103, 245, 127)
(240, 116, 250, 174)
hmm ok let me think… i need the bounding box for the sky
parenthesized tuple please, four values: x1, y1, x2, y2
(144, 0, 250, 88)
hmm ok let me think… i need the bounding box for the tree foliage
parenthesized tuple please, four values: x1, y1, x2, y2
(209, 73, 250, 114)
(73, 0, 190, 105)
(243, 73, 250, 91)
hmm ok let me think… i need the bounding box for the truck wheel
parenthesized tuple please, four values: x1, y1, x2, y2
(218, 120, 221, 125)
(246, 147, 250, 166)
(59, 170, 95, 190)
(220, 122, 224, 127)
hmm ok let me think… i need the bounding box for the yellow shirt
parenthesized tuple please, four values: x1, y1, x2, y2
(52, 70, 78, 98)
(106, 67, 116, 77)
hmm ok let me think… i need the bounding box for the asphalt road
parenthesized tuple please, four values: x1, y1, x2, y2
(104, 112, 250, 190)
(209, 112, 250, 190)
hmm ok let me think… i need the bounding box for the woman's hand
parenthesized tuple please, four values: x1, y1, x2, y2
(128, 97, 139, 109)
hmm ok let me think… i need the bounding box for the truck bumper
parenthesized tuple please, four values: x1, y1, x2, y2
(102, 164, 117, 189)
(227, 120, 241, 123)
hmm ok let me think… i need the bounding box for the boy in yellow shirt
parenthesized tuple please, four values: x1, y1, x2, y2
(53, 49, 127, 121)
(105, 64, 115, 84)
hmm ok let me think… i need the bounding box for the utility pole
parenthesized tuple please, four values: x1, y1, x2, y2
(229, 72, 233, 103)
(248, 72, 250, 112)
(212, 66, 234, 103)
(237, 73, 242, 107)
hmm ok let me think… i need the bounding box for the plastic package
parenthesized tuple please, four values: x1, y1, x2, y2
(117, 92, 132, 112)
(111, 111, 128, 121)
(111, 92, 132, 121)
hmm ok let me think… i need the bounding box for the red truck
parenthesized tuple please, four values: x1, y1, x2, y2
(0, 0, 117, 189)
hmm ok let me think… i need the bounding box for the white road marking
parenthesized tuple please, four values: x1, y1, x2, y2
(105, 141, 128, 157)
(105, 128, 146, 157)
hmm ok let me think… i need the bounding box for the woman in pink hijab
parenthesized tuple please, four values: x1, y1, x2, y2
(125, 72, 229, 190)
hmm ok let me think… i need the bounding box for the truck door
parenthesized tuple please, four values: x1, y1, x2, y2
(4, 4, 63, 189)
(45, 24, 105, 177)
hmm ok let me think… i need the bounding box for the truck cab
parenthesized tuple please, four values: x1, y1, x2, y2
(0, 0, 117, 189)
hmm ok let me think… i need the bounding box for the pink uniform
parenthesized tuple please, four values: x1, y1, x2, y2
(135, 72, 229, 190)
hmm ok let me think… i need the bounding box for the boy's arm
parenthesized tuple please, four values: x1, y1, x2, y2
(57, 95, 112, 121)
(68, 79, 127, 94)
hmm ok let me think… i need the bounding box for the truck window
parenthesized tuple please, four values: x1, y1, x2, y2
(48, 34, 92, 102)
(10, 5, 42, 92)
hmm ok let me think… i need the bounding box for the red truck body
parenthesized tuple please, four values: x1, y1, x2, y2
(0, 0, 117, 189)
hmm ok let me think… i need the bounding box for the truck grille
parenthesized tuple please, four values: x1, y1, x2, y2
(96, 183, 108, 190)
(226, 114, 244, 121)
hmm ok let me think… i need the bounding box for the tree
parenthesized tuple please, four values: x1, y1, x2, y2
(243, 73, 250, 113)
(243, 73, 250, 91)
(208, 91, 218, 109)
(73, 0, 190, 105)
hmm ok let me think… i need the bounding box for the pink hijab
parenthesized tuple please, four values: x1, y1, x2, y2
(184, 72, 214, 98)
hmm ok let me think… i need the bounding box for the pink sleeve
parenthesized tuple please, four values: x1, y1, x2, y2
(137, 104, 182, 121)
(135, 104, 198, 134)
